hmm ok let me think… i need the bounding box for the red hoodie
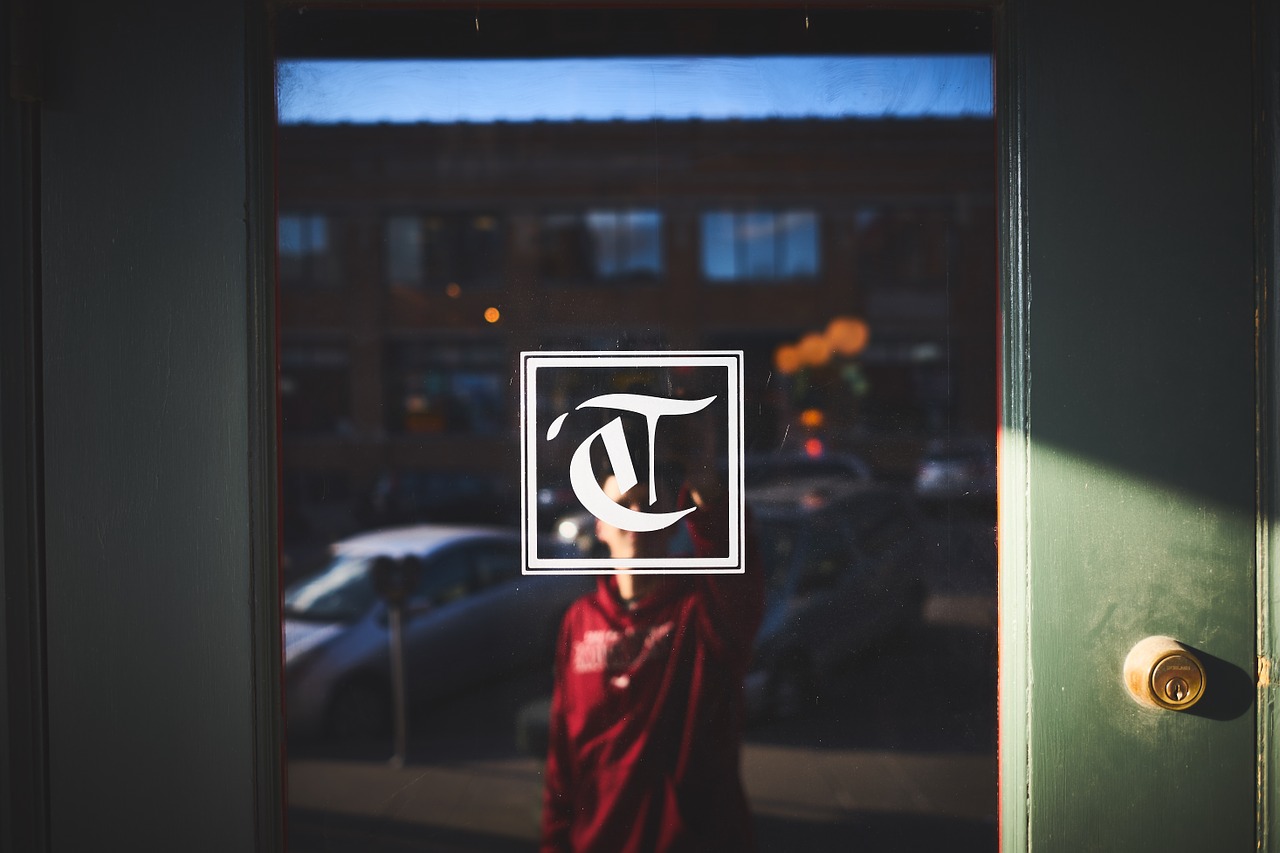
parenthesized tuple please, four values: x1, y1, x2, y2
(540, 498, 765, 853)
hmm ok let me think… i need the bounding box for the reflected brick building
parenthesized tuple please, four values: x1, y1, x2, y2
(277, 117, 995, 547)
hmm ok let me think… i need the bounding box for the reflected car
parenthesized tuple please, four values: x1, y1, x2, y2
(914, 439, 996, 503)
(284, 525, 590, 740)
(744, 481, 927, 720)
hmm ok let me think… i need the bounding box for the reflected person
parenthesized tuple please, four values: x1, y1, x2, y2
(540, 467, 764, 853)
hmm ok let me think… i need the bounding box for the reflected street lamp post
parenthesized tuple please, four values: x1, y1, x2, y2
(370, 556, 421, 768)
(386, 602, 408, 768)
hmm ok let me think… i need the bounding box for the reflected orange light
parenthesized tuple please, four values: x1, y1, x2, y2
(799, 332, 831, 367)
(484, 307, 501, 323)
(446, 282, 462, 298)
(774, 344, 802, 375)
(800, 408, 825, 429)
(777, 316, 869, 374)
(826, 316, 870, 356)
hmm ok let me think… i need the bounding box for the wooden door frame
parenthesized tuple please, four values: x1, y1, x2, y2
(1002, 2, 1260, 850)
(1259, 0, 1279, 847)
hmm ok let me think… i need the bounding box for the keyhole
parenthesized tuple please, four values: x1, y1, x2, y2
(1164, 677, 1189, 703)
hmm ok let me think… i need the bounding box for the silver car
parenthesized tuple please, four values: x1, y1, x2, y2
(284, 525, 589, 740)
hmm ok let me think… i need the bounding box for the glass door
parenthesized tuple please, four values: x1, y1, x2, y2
(274, 8, 997, 850)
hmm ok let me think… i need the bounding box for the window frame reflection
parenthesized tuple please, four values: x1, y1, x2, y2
(700, 208, 821, 283)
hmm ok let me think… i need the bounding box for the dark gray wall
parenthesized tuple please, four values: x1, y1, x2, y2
(29, 2, 278, 849)
(1, 14, 44, 849)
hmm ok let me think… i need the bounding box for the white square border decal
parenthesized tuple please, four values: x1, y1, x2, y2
(521, 351, 744, 574)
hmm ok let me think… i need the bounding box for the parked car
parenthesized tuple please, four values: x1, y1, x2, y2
(743, 481, 928, 720)
(284, 524, 590, 740)
(914, 439, 996, 503)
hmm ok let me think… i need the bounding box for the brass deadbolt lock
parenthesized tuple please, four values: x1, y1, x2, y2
(1123, 636, 1206, 711)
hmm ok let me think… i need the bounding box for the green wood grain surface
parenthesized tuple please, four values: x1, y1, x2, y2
(1005, 2, 1258, 850)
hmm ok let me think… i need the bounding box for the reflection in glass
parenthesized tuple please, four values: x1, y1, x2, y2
(285, 555, 377, 624)
(386, 212, 504, 291)
(278, 56, 993, 124)
(278, 13, 996, 851)
(701, 210, 819, 282)
(279, 212, 339, 287)
(384, 341, 506, 436)
(585, 209, 663, 281)
(279, 342, 350, 436)
(279, 213, 327, 257)
(536, 209, 664, 283)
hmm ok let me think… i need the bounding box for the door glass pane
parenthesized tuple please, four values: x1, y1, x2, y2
(277, 9, 996, 851)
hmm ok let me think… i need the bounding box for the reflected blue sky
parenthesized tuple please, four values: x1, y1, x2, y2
(278, 56, 992, 124)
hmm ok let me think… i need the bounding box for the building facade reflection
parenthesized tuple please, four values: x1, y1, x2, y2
(278, 116, 994, 570)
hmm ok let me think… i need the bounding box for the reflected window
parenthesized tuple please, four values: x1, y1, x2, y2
(279, 342, 351, 435)
(384, 340, 505, 435)
(386, 212, 504, 291)
(700, 209, 819, 282)
(856, 203, 953, 287)
(279, 212, 341, 287)
(361, 469, 516, 528)
(537, 209, 663, 284)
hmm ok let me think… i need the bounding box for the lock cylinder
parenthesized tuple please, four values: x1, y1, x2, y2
(1123, 636, 1206, 711)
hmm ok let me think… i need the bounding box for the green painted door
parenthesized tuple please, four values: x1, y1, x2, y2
(1001, 2, 1261, 850)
